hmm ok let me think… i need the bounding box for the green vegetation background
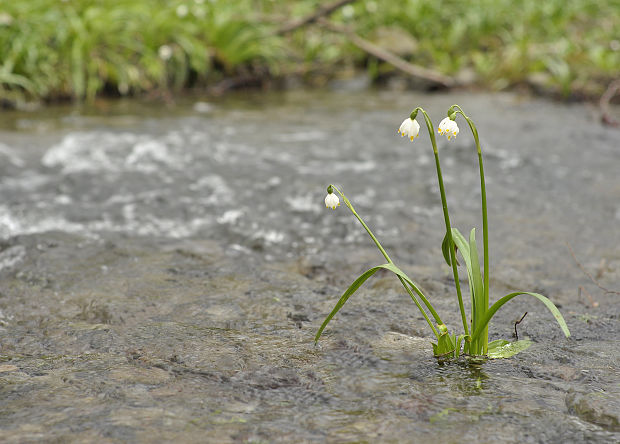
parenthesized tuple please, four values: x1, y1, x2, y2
(0, 0, 618, 103)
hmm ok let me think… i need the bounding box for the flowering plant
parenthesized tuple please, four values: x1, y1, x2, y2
(316, 105, 570, 358)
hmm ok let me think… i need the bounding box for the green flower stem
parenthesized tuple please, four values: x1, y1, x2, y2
(450, 105, 489, 354)
(414, 108, 469, 338)
(329, 185, 441, 338)
(331, 185, 392, 263)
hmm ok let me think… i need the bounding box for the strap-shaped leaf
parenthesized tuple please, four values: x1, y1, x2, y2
(314, 265, 384, 344)
(451, 228, 470, 264)
(315, 263, 441, 344)
(452, 228, 476, 321)
(468, 229, 486, 353)
(380, 262, 442, 324)
(455, 334, 470, 357)
(471, 291, 571, 342)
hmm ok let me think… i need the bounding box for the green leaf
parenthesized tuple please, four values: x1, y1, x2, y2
(452, 227, 476, 326)
(432, 332, 456, 357)
(379, 262, 442, 324)
(455, 334, 469, 357)
(315, 262, 442, 344)
(451, 228, 470, 265)
(468, 229, 486, 353)
(487, 339, 510, 348)
(487, 339, 532, 359)
(468, 229, 484, 312)
(314, 265, 383, 344)
(471, 291, 571, 342)
(441, 230, 460, 267)
(451, 228, 474, 302)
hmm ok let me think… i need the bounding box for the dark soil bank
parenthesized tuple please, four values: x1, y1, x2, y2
(1, 91, 619, 442)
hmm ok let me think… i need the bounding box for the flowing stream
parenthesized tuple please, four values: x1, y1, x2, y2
(0, 90, 619, 442)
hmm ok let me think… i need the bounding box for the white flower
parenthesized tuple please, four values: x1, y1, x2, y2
(324, 193, 340, 210)
(438, 117, 459, 141)
(176, 4, 189, 17)
(158, 45, 173, 61)
(398, 117, 420, 141)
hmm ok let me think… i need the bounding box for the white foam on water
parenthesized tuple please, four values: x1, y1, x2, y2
(252, 229, 285, 244)
(189, 175, 234, 205)
(0, 202, 214, 240)
(286, 194, 320, 214)
(42, 131, 188, 174)
(0, 245, 26, 271)
(124, 139, 178, 172)
(296, 159, 376, 175)
(217, 209, 244, 225)
(275, 130, 326, 142)
(0, 206, 85, 239)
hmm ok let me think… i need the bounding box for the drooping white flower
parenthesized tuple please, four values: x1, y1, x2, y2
(438, 117, 459, 140)
(398, 117, 420, 141)
(324, 192, 340, 210)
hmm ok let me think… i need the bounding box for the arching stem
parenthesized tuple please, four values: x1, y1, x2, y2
(329, 185, 441, 338)
(412, 108, 469, 338)
(450, 104, 489, 354)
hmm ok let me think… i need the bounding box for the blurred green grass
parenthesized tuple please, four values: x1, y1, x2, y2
(0, 0, 617, 104)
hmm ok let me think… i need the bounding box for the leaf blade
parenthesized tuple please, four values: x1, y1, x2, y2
(469, 229, 486, 353)
(314, 265, 383, 344)
(471, 291, 571, 342)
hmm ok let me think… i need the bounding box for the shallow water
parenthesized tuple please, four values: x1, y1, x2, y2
(0, 90, 619, 442)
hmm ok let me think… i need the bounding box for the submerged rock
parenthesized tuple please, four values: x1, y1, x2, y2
(566, 390, 620, 432)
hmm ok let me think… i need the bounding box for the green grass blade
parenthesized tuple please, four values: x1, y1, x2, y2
(452, 227, 476, 339)
(314, 265, 383, 344)
(471, 291, 571, 342)
(468, 229, 486, 354)
(451, 228, 470, 264)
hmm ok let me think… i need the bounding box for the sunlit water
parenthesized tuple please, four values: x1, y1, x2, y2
(0, 90, 618, 442)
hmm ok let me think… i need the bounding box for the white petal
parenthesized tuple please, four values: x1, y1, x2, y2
(438, 117, 459, 140)
(446, 120, 459, 138)
(407, 119, 420, 140)
(398, 118, 412, 136)
(438, 117, 450, 131)
(324, 193, 339, 209)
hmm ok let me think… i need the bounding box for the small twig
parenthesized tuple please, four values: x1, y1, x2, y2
(578, 286, 599, 308)
(274, 0, 357, 35)
(318, 19, 455, 88)
(514, 312, 528, 340)
(566, 242, 620, 295)
(600, 79, 620, 127)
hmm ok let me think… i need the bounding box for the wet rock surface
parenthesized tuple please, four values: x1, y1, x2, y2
(0, 91, 619, 442)
(566, 389, 620, 432)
